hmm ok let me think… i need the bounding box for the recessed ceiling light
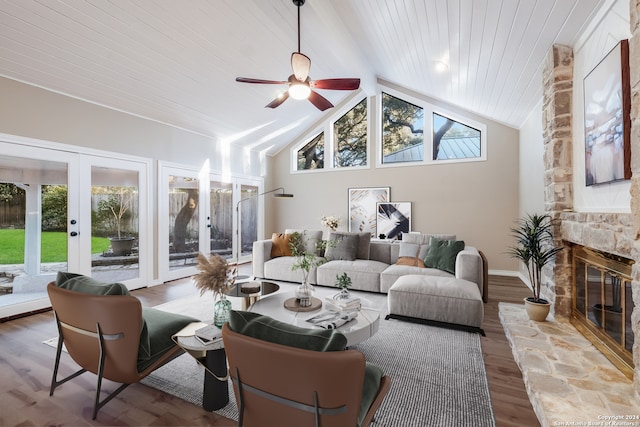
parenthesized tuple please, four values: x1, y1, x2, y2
(433, 60, 449, 73)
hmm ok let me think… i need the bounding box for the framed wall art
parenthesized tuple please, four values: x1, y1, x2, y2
(348, 187, 389, 235)
(583, 39, 631, 186)
(376, 202, 411, 239)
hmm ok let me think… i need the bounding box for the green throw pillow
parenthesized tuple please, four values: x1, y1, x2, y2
(55, 271, 130, 296)
(228, 310, 347, 351)
(423, 237, 465, 274)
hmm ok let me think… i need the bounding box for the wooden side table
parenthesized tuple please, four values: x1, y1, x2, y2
(172, 322, 229, 411)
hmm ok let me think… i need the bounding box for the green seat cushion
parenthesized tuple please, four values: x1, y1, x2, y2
(137, 308, 198, 372)
(423, 237, 465, 274)
(228, 310, 347, 351)
(55, 271, 130, 295)
(358, 362, 384, 427)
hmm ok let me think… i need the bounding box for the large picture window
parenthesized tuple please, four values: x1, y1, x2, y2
(433, 113, 481, 160)
(334, 98, 367, 167)
(297, 133, 324, 170)
(381, 92, 424, 164)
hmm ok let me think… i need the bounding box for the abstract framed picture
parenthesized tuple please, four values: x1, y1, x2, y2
(348, 187, 390, 235)
(376, 202, 411, 239)
(583, 39, 631, 186)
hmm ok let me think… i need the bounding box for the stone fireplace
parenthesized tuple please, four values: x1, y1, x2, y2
(541, 0, 640, 396)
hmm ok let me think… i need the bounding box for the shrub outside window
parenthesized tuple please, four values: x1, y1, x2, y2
(381, 92, 424, 164)
(297, 133, 324, 170)
(333, 98, 367, 167)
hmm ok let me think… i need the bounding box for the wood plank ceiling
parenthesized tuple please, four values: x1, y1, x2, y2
(0, 0, 606, 155)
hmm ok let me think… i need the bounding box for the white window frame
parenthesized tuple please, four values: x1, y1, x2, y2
(291, 96, 371, 173)
(376, 85, 487, 168)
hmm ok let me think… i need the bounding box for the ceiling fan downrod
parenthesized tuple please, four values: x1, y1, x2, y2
(293, 0, 305, 54)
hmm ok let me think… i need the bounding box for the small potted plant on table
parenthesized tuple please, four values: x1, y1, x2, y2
(335, 272, 352, 300)
(508, 213, 562, 321)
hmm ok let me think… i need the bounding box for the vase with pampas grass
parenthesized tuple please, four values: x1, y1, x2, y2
(194, 253, 237, 327)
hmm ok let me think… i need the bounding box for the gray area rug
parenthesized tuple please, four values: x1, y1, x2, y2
(141, 284, 496, 427)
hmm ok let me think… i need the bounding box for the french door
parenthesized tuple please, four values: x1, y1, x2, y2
(0, 137, 151, 318)
(158, 162, 262, 282)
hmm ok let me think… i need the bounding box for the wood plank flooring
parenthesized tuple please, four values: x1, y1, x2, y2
(0, 274, 539, 426)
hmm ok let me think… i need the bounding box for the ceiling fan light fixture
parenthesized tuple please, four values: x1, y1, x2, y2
(289, 82, 311, 100)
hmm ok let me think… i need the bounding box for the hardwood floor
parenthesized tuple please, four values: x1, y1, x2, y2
(0, 274, 539, 426)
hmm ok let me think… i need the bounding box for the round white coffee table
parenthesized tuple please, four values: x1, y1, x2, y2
(249, 285, 380, 347)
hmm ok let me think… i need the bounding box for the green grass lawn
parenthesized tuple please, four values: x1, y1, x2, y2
(0, 229, 111, 264)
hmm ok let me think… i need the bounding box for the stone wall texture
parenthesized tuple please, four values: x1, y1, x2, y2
(541, 44, 574, 318)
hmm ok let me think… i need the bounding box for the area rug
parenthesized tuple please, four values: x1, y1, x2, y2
(141, 284, 496, 427)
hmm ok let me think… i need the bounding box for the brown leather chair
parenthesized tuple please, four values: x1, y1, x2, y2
(47, 280, 197, 419)
(222, 322, 391, 427)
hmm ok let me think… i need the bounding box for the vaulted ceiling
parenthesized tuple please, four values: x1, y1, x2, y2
(0, 0, 606, 155)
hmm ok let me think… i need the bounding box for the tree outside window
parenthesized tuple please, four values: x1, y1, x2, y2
(333, 98, 367, 167)
(433, 113, 481, 160)
(297, 133, 324, 170)
(381, 92, 424, 164)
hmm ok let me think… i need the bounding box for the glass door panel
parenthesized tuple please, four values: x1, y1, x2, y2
(0, 146, 71, 318)
(90, 166, 140, 283)
(238, 183, 258, 262)
(210, 178, 233, 260)
(168, 174, 200, 271)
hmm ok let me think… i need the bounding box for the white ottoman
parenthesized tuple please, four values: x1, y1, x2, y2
(386, 275, 484, 334)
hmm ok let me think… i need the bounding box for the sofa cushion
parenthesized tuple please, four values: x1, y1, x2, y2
(396, 256, 425, 268)
(380, 264, 453, 293)
(326, 232, 359, 261)
(398, 242, 429, 260)
(270, 233, 293, 257)
(264, 256, 322, 284)
(138, 308, 198, 372)
(423, 237, 465, 274)
(355, 232, 371, 260)
(403, 233, 457, 246)
(317, 259, 388, 292)
(228, 310, 347, 351)
(55, 271, 130, 295)
(387, 275, 483, 328)
(359, 362, 384, 427)
(285, 229, 323, 255)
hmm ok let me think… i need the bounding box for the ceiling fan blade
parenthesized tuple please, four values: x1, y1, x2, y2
(236, 77, 288, 85)
(311, 78, 360, 90)
(291, 52, 311, 81)
(308, 90, 333, 111)
(266, 91, 290, 109)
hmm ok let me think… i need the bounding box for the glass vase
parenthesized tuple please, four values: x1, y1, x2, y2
(296, 281, 314, 307)
(214, 294, 232, 327)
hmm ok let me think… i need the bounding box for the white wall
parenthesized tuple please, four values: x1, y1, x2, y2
(519, 101, 546, 216)
(0, 77, 264, 178)
(572, 0, 632, 212)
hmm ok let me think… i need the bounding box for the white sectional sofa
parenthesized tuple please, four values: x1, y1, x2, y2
(253, 230, 487, 333)
(251, 230, 485, 297)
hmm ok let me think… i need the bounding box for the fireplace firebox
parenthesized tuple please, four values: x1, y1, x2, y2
(571, 245, 634, 378)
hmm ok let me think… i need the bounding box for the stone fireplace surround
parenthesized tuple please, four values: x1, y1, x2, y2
(499, 1, 640, 424)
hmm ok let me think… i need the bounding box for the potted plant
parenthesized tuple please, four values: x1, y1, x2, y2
(96, 187, 136, 256)
(289, 231, 331, 307)
(507, 213, 563, 321)
(194, 253, 237, 327)
(335, 272, 352, 299)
